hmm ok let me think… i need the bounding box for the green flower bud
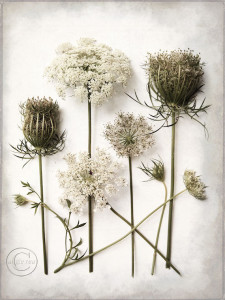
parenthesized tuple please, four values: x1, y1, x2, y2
(139, 159, 165, 182)
(14, 194, 29, 206)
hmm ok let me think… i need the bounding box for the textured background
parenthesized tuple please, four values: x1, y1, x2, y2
(1, 1, 223, 299)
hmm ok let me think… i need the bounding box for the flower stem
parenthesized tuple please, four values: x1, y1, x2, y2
(109, 205, 180, 275)
(55, 189, 187, 272)
(65, 212, 71, 253)
(42, 203, 73, 274)
(128, 156, 135, 277)
(151, 181, 167, 275)
(38, 151, 48, 275)
(166, 111, 176, 268)
(88, 99, 93, 273)
(88, 195, 93, 272)
(88, 100, 92, 157)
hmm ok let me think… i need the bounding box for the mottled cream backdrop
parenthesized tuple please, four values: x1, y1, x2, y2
(1, 1, 223, 299)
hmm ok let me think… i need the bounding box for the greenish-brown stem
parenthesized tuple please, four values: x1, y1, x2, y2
(151, 181, 167, 275)
(88, 99, 93, 273)
(54, 189, 187, 272)
(128, 155, 135, 277)
(109, 205, 181, 275)
(166, 111, 176, 268)
(38, 151, 48, 275)
(88, 195, 93, 272)
(43, 204, 73, 273)
(88, 100, 91, 157)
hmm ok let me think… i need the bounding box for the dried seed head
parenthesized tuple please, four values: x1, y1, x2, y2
(21, 97, 59, 149)
(146, 49, 204, 111)
(183, 170, 207, 200)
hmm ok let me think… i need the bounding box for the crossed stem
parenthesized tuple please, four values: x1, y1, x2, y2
(151, 181, 167, 275)
(54, 189, 187, 273)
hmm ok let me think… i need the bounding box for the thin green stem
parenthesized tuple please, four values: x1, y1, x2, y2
(38, 151, 48, 275)
(151, 181, 167, 275)
(88, 195, 93, 272)
(166, 111, 176, 268)
(22, 196, 73, 274)
(109, 205, 181, 275)
(88, 100, 91, 158)
(88, 99, 93, 273)
(55, 189, 187, 272)
(65, 212, 71, 254)
(128, 156, 134, 277)
(42, 203, 73, 274)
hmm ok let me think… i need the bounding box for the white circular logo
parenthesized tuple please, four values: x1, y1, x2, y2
(6, 248, 38, 276)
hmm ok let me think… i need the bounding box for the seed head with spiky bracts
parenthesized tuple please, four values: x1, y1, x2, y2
(139, 159, 165, 182)
(21, 97, 59, 149)
(147, 49, 205, 111)
(129, 49, 210, 134)
(11, 97, 65, 165)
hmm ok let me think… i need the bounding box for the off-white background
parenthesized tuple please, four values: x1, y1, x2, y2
(1, 2, 223, 299)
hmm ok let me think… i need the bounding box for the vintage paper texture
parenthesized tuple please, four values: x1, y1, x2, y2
(1, 1, 223, 299)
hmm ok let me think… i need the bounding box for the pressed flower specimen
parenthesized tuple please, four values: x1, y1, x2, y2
(146, 49, 209, 268)
(104, 112, 154, 276)
(45, 38, 131, 272)
(129, 49, 209, 268)
(11, 97, 65, 274)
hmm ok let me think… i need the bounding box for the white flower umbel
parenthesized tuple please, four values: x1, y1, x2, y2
(183, 169, 206, 200)
(45, 38, 131, 105)
(104, 112, 155, 158)
(58, 148, 127, 215)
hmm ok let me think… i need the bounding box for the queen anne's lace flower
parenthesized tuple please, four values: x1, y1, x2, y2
(104, 112, 155, 157)
(57, 148, 127, 214)
(183, 170, 206, 200)
(45, 38, 131, 105)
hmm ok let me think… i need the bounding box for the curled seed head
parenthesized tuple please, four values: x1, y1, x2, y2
(146, 49, 204, 110)
(21, 97, 59, 149)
